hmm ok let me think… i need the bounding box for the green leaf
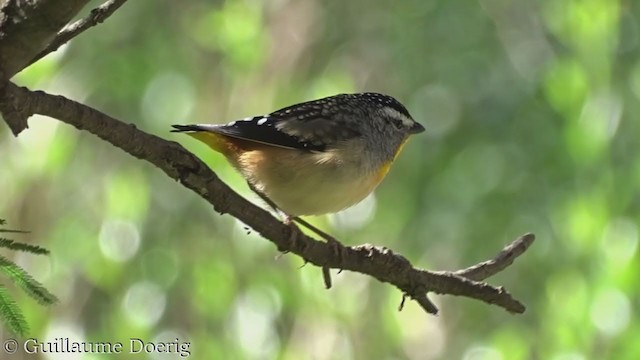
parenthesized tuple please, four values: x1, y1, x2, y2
(0, 219, 31, 234)
(0, 229, 31, 234)
(0, 238, 50, 255)
(0, 285, 28, 337)
(0, 255, 57, 305)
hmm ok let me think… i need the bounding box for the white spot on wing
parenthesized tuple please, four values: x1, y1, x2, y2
(257, 118, 268, 125)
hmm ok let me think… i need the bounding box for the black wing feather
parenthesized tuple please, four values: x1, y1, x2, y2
(171, 117, 325, 151)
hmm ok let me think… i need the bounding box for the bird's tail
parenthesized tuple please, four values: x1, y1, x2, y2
(170, 124, 209, 133)
(171, 124, 236, 157)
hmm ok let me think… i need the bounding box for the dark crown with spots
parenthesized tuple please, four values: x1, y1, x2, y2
(352, 92, 412, 119)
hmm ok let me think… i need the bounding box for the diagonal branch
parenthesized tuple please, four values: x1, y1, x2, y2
(27, 0, 129, 66)
(0, 82, 535, 314)
(0, 0, 92, 80)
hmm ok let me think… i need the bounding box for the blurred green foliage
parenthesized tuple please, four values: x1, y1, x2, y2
(2, 0, 640, 358)
(0, 219, 56, 336)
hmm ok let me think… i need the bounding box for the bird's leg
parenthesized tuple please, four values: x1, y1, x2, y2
(291, 216, 346, 282)
(291, 216, 338, 243)
(247, 181, 342, 245)
(247, 182, 299, 251)
(247, 182, 280, 214)
(247, 181, 341, 288)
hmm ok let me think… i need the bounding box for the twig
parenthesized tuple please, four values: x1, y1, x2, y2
(27, 0, 129, 66)
(322, 266, 332, 289)
(413, 293, 438, 315)
(454, 233, 535, 281)
(0, 82, 535, 314)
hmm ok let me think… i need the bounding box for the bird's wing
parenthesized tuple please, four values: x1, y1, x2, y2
(171, 95, 362, 152)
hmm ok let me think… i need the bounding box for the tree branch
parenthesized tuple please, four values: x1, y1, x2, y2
(0, 0, 91, 80)
(0, 82, 535, 314)
(454, 233, 535, 281)
(27, 0, 129, 66)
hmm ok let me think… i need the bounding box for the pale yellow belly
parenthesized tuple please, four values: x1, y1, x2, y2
(237, 148, 389, 216)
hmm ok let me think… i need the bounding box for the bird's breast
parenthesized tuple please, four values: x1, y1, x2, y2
(238, 147, 389, 216)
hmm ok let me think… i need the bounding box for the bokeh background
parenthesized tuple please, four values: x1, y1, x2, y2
(2, 0, 640, 359)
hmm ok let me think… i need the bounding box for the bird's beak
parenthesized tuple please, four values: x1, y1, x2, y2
(409, 121, 425, 134)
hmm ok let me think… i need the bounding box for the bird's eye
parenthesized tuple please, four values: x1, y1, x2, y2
(392, 119, 404, 130)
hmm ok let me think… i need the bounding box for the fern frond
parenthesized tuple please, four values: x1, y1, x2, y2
(0, 255, 57, 305)
(0, 238, 50, 255)
(0, 285, 28, 336)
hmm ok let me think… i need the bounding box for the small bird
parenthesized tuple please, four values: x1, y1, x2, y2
(172, 92, 424, 219)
